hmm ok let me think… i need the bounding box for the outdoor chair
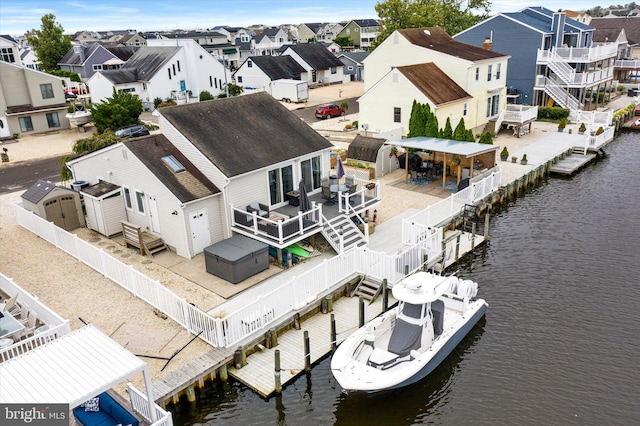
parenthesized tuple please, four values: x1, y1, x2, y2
(322, 186, 337, 204)
(15, 311, 37, 341)
(347, 184, 358, 204)
(410, 170, 418, 183)
(345, 175, 356, 187)
(246, 202, 269, 218)
(321, 177, 330, 187)
(0, 294, 19, 316)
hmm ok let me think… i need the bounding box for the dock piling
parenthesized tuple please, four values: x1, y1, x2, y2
(330, 313, 337, 352)
(274, 350, 282, 393)
(359, 296, 365, 327)
(219, 363, 228, 382)
(382, 279, 388, 312)
(270, 327, 278, 347)
(304, 330, 311, 371)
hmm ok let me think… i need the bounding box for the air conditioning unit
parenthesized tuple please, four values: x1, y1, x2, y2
(71, 180, 90, 192)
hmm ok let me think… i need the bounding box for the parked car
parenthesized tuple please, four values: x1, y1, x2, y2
(115, 125, 150, 138)
(315, 104, 344, 119)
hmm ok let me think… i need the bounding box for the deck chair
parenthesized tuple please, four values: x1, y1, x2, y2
(15, 311, 37, 341)
(322, 185, 337, 204)
(16, 305, 30, 326)
(347, 184, 358, 204)
(0, 294, 19, 316)
(345, 175, 356, 187)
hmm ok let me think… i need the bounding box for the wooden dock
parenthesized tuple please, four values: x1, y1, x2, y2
(549, 153, 597, 175)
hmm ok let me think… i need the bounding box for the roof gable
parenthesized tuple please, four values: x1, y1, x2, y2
(244, 55, 306, 80)
(284, 43, 343, 69)
(347, 135, 386, 163)
(399, 27, 508, 62)
(590, 17, 640, 45)
(124, 134, 220, 202)
(397, 63, 471, 106)
(159, 92, 333, 177)
(21, 180, 66, 203)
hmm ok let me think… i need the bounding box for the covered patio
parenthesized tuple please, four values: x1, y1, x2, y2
(386, 137, 499, 192)
(0, 325, 170, 425)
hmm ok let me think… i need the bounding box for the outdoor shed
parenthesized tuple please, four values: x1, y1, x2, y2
(346, 135, 393, 177)
(81, 181, 127, 237)
(20, 180, 85, 231)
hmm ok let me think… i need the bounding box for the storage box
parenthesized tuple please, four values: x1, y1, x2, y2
(204, 235, 269, 283)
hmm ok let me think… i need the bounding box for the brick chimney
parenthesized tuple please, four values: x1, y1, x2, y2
(482, 37, 492, 51)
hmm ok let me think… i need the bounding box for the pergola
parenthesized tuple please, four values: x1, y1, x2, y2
(0, 325, 157, 422)
(386, 137, 499, 186)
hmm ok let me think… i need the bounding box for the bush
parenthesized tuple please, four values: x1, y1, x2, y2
(537, 106, 570, 120)
(478, 132, 493, 144)
(617, 85, 626, 92)
(157, 100, 177, 108)
(352, 120, 358, 128)
(153, 97, 163, 109)
(500, 147, 509, 158)
(558, 117, 568, 129)
(199, 90, 214, 101)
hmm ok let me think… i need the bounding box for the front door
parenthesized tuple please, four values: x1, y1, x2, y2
(0, 118, 10, 139)
(189, 208, 210, 254)
(148, 195, 161, 233)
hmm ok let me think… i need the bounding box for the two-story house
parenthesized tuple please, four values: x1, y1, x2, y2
(162, 30, 240, 69)
(316, 23, 345, 43)
(252, 27, 291, 56)
(296, 23, 326, 43)
(87, 39, 231, 109)
(359, 27, 509, 137)
(58, 43, 136, 80)
(280, 43, 344, 86)
(589, 16, 640, 82)
(233, 55, 307, 90)
(118, 33, 147, 47)
(455, 7, 618, 110)
(0, 61, 69, 137)
(0, 35, 22, 66)
(335, 19, 380, 50)
(337, 51, 368, 81)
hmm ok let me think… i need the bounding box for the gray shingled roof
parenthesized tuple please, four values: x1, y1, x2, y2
(347, 135, 386, 163)
(21, 180, 65, 203)
(399, 27, 509, 62)
(99, 46, 180, 83)
(590, 16, 640, 45)
(284, 43, 343, 70)
(59, 43, 102, 66)
(124, 134, 220, 203)
(337, 51, 369, 64)
(245, 55, 306, 80)
(159, 92, 333, 178)
(353, 19, 379, 28)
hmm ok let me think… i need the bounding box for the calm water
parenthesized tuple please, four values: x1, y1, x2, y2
(174, 132, 640, 425)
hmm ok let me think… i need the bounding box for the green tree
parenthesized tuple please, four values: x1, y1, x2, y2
(333, 36, 352, 47)
(372, 0, 491, 49)
(218, 83, 244, 98)
(424, 105, 439, 137)
(478, 131, 493, 144)
(441, 117, 453, 139)
(452, 117, 467, 141)
(26, 14, 72, 72)
(408, 100, 427, 137)
(90, 89, 143, 133)
(465, 129, 475, 142)
(58, 132, 121, 181)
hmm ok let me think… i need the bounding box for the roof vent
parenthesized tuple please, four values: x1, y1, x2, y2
(423, 29, 431, 36)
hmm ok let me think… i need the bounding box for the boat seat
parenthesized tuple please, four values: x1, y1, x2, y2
(368, 347, 399, 368)
(431, 299, 445, 336)
(387, 318, 422, 357)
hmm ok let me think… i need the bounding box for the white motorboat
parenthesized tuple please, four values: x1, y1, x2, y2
(65, 109, 92, 126)
(331, 271, 487, 392)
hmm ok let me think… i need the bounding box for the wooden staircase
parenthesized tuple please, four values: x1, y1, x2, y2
(321, 215, 367, 253)
(350, 276, 384, 304)
(457, 204, 480, 233)
(121, 221, 168, 257)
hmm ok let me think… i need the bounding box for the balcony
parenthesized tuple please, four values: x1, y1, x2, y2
(537, 43, 618, 64)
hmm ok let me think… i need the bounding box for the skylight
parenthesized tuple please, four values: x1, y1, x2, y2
(162, 155, 185, 173)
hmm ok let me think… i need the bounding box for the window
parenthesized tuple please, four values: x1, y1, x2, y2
(93, 64, 103, 71)
(311, 70, 317, 83)
(247, 60, 252, 68)
(118, 88, 135, 93)
(331, 66, 336, 74)
(162, 155, 185, 173)
(168, 68, 172, 79)
(46, 112, 60, 128)
(142, 82, 147, 90)
(40, 83, 54, 99)
(486, 94, 500, 118)
(347, 66, 354, 71)
(209, 76, 213, 87)
(172, 64, 176, 76)
(487, 65, 492, 82)
(177, 60, 180, 72)
(463, 103, 468, 116)
(268, 165, 293, 206)
(19, 117, 34, 132)
(1, 47, 15, 63)
(237, 76, 243, 83)
(394, 107, 401, 123)
(301, 156, 321, 192)
(135, 190, 145, 214)
(496, 64, 501, 79)
(475, 67, 479, 81)
(123, 187, 132, 209)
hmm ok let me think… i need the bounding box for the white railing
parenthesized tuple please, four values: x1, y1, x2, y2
(569, 110, 613, 127)
(538, 44, 618, 63)
(401, 170, 501, 244)
(541, 76, 583, 110)
(578, 126, 615, 154)
(548, 49, 576, 83)
(615, 59, 640, 69)
(127, 383, 173, 426)
(12, 203, 223, 348)
(504, 104, 539, 123)
(0, 322, 69, 362)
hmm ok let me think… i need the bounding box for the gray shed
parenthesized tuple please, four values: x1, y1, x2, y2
(81, 181, 127, 237)
(346, 135, 393, 177)
(21, 180, 85, 231)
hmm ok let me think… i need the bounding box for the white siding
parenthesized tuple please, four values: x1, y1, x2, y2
(233, 59, 272, 90)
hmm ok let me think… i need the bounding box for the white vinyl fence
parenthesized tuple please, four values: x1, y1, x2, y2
(127, 383, 173, 426)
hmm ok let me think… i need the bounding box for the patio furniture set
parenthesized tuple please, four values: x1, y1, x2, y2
(0, 293, 41, 347)
(322, 175, 358, 205)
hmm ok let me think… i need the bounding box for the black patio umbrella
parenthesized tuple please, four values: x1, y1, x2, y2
(299, 179, 311, 212)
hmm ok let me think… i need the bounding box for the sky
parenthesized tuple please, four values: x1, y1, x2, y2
(0, 1, 627, 36)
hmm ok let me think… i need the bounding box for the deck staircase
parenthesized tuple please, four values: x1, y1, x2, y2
(350, 276, 385, 303)
(543, 76, 582, 110)
(121, 221, 169, 257)
(321, 215, 367, 253)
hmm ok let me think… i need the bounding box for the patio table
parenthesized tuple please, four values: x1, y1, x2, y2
(0, 311, 25, 339)
(330, 184, 349, 193)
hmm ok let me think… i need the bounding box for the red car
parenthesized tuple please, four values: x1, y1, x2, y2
(315, 104, 344, 119)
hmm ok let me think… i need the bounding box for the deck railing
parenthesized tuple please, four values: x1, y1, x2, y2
(127, 383, 173, 426)
(504, 104, 538, 123)
(0, 322, 69, 362)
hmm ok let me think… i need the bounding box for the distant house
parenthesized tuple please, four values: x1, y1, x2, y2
(161, 30, 239, 69)
(360, 27, 509, 136)
(296, 23, 325, 43)
(58, 43, 136, 80)
(20, 47, 39, 70)
(316, 23, 345, 43)
(118, 33, 147, 47)
(67, 134, 221, 259)
(589, 16, 640, 77)
(455, 7, 618, 110)
(337, 51, 368, 81)
(319, 41, 341, 54)
(335, 19, 380, 50)
(0, 61, 70, 137)
(87, 39, 231, 109)
(281, 43, 344, 86)
(0, 35, 21, 66)
(72, 31, 101, 43)
(253, 27, 291, 56)
(233, 55, 307, 90)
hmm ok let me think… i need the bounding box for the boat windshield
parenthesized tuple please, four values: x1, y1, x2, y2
(401, 302, 423, 319)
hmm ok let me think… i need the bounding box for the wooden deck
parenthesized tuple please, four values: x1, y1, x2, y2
(550, 154, 597, 175)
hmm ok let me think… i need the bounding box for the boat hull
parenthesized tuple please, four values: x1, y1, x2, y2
(66, 112, 92, 126)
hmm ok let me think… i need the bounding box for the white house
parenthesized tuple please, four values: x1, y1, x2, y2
(67, 133, 222, 259)
(360, 27, 510, 136)
(233, 55, 307, 91)
(87, 39, 231, 109)
(281, 43, 344, 86)
(253, 27, 291, 56)
(0, 35, 22, 66)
